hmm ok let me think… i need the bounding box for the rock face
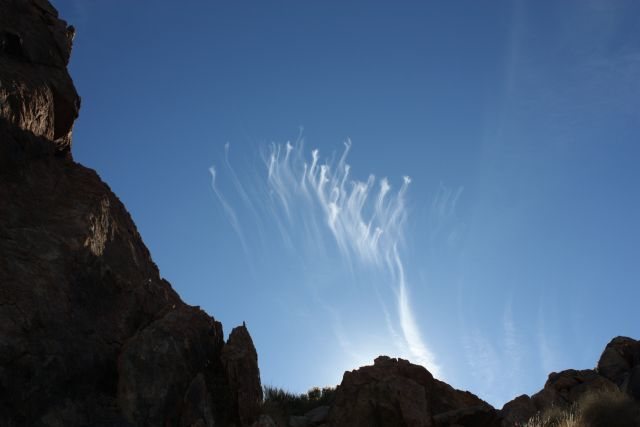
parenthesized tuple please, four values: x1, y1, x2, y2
(500, 395, 537, 427)
(597, 336, 640, 400)
(0, 0, 79, 154)
(328, 356, 501, 427)
(500, 336, 640, 426)
(221, 325, 263, 427)
(530, 369, 618, 411)
(0, 1, 261, 426)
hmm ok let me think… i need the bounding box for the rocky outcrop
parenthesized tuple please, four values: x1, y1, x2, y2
(530, 369, 618, 411)
(328, 356, 501, 427)
(500, 336, 640, 426)
(500, 395, 537, 426)
(597, 336, 640, 400)
(117, 306, 228, 426)
(328, 339, 640, 427)
(0, 1, 261, 426)
(0, 0, 79, 153)
(221, 325, 263, 427)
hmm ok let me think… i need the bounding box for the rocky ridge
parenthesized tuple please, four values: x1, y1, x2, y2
(1, 1, 639, 426)
(264, 337, 640, 427)
(0, 1, 261, 426)
(500, 336, 640, 426)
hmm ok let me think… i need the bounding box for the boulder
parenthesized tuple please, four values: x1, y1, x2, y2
(500, 394, 537, 427)
(289, 415, 309, 427)
(597, 336, 640, 398)
(252, 415, 278, 427)
(328, 356, 500, 427)
(304, 405, 330, 424)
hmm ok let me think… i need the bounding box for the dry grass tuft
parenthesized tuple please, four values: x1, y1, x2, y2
(522, 389, 640, 427)
(579, 389, 639, 427)
(521, 404, 579, 427)
(261, 385, 336, 424)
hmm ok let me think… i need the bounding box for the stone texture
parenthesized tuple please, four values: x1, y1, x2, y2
(531, 369, 618, 411)
(117, 306, 226, 426)
(0, 0, 79, 153)
(499, 369, 619, 425)
(328, 356, 500, 427)
(597, 336, 640, 399)
(432, 406, 501, 427)
(221, 324, 263, 427)
(500, 394, 537, 427)
(252, 415, 278, 427)
(304, 405, 330, 424)
(289, 415, 309, 427)
(0, 1, 261, 425)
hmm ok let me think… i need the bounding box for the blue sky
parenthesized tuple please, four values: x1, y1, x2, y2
(54, 0, 640, 406)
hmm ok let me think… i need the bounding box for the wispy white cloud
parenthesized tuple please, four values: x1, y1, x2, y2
(457, 288, 528, 406)
(463, 327, 499, 389)
(503, 298, 523, 382)
(212, 140, 440, 376)
(224, 143, 255, 212)
(208, 165, 248, 254)
(393, 245, 439, 371)
(429, 184, 464, 250)
(265, 140, 439, 375)
(537, 301, 558, 375)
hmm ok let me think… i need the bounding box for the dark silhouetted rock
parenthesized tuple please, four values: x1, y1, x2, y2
(222, 324, 263, 427)
(531, 369, 618, 411)
(500, 394, 537, 427)
(433, 405, 501, 427)
(598, 336, 640, 399)
(501, 337, 640, 425)
(252, 414, 278, 427)
(630, 365, 640, 401)
(289, 415, 310, 427)
(328, 356, 501, 427)
(0, 1, 261, 426)
(304, 405, 330, 425)
(117, 306, 225, 426)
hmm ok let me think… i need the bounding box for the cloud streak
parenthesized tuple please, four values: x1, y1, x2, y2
(212, 139, 440, 375)
(208, 165, 248, 254)
(266, 140, 438, 373)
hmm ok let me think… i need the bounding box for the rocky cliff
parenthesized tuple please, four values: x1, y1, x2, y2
(0, 1, 261, 426)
